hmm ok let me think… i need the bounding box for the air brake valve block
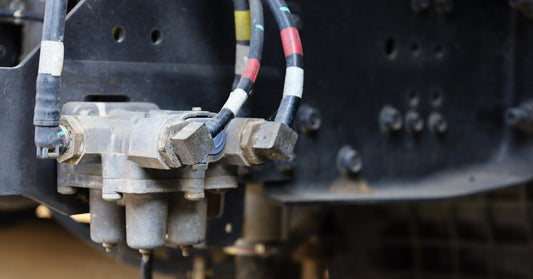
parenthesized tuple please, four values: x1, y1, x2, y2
(54, 102, 297, 254)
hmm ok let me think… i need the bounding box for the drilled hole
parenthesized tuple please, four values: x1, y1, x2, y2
(112, 26, 125, 42)
(385, 37, 397, 59)
(150, 28, 162, 44)
(435, 45, 444, 59)
(0, 45, 6, 58)
(411, 43, 420, 55)
(431, 91, 443, 107)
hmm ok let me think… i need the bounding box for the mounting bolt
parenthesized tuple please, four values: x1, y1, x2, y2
(337, 146, 362, 174)
(379, 105, 403, 133)
(296, 105, 322, 134)
(405, 111, 424, 133)
(505, 100, 533, 132)
(428, 112, 447, 135)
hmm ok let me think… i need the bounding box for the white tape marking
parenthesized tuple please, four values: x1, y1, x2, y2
(38, 40, 64, 76)
(283, 67, 304, 98)
(222, 88, 248, 115)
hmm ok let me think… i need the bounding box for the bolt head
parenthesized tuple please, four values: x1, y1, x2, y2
(405, 111, 424, 133)
(379, 106, 403, 133)
(429, 112, 447, 135)
(297, 105, 322, 134)
(337, 146, 362, 174)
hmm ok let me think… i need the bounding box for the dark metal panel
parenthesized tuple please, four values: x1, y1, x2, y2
(257, 0, 533, 203)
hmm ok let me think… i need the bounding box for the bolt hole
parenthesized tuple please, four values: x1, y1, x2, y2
(150, 28, 162, 44)
(385, 37, 397, 59)
(112, 26, 125, 43)
(408, 90, 420, 107)
(435, 44, 444, 59)
(431, 91, 443, 107)
(307, 111, 321, 130)
(0, 45, 6, 58)
(410, 43, 420, 55)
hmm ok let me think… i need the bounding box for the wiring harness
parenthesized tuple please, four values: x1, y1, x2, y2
(206, 0, 304, 136)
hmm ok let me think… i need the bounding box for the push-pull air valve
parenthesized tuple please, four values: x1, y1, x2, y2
(54, 102, 297, 257)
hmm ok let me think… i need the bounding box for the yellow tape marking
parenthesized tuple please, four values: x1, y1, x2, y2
(234, 10, 251, 41)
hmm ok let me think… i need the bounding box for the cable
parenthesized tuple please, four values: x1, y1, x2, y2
(232, 0, 250, 90)
(0, 9, 43, 22)
(33, 0, 68, 158)
(140, 251, 153, 279)
(206, 0, 264, 136)
(265, 0, 304, 126)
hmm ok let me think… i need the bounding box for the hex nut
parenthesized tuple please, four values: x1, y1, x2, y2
(222, 118, 264, 166)
(171, 122, 215, 165)
(57, 116, 87, 164)
(223, 119, 298, 166)
(158, 121, 187, 168)
(127, 118, 186, 169)
(57, 115, 114, 164)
